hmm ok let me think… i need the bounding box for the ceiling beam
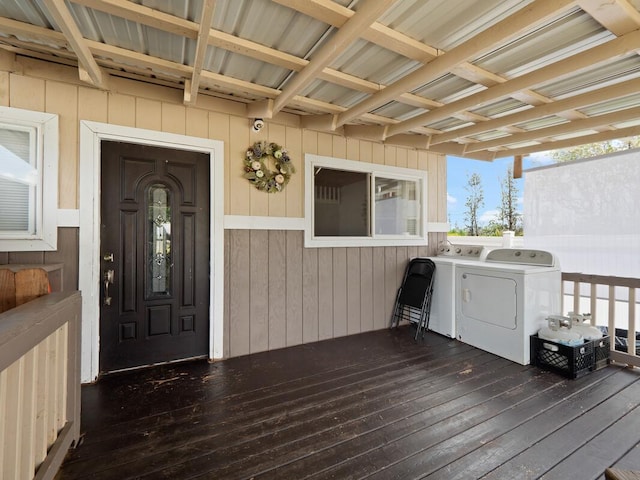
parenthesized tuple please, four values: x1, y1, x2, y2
(465, 106, 640, 153)
(0, 16, 401, 121)
(71, 0, 195, 37)
(491, 124, 640, 159)
(184, 0, 216, 105)
(270, 0, 396, 117)
(331, 0, 577, 128)
(42, 0, 107, 88)
(283, 0, 580, 122)
(68, 0, 499, 127)
(430, 76, 640, 145)
(578, 0, 640, 35)
(386, 28, 640, 137)
(70, 0, 445, 117)
(272, 0, 439, 61)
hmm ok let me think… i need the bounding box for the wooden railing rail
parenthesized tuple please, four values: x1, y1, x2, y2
(0, 291, 81, 480)
(562, 272, 639, 368)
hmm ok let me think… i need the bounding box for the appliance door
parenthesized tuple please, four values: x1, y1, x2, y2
(460, 273, 517, 329)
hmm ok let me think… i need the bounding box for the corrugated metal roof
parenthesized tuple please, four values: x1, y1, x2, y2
(0, 0, 640, 160)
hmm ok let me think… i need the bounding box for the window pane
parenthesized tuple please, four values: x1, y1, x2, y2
(147, 184, 172, 296)
(375, 177, 420, 235)
(314, 168, 369, 237)
(0, 127, 36, 233)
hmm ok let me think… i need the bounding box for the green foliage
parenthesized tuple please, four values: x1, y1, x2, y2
(463, 172, 484, 236)
(550, 136, 640, 163)
(496, 165, 522, 235)
(449, 164, 524, 237)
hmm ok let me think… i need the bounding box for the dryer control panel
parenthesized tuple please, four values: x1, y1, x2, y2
(484, 248, 556, 267)
(437, 242, 484, 258)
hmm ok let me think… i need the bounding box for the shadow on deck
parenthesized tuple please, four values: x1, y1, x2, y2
(56, 327, 640, 479)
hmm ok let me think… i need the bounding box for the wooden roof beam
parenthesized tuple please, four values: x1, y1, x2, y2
(42, 0, 108, 89)
(491, 124, 640, 159)
(184, 0, 216, 106)
(332, 0, 577, 129)
(0, 16, 397, 122)
(71, 0, 489, 123)
(272, 0, 440, 61)
(270, 0, 396, 117)
(71, 0, 196, 37)
(431, 76, 640, 145)
(578, 0, 640, 35)
(387, 28, 640, 137)
(465, 105, 640, 153)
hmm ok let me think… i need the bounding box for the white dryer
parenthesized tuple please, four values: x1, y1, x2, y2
(455, 248, 561, 365)
(427, 243, 486, 338)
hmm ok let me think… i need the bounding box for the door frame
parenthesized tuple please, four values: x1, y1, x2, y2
(79, 120, 224, 383)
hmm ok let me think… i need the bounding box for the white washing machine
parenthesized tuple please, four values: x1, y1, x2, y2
(455, 248, 561, 365)
(427, 243, 487, 338)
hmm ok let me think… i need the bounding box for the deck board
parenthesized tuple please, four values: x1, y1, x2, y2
(55, 327, 640, 480)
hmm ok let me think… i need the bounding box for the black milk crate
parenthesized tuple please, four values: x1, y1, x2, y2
(592, 335, 610, 371)
(530, 334, 594, 379)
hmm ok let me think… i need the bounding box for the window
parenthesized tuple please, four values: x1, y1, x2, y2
(0, 107, 59, 251)
(305, 154, 427, 247)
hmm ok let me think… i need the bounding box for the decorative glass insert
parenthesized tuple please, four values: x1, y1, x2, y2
(147, 184, 172, 296)
(374, 177, 419, 235)
(0, 125, 37, 233)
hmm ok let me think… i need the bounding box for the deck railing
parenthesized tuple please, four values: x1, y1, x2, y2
(0, 291, 81, 480)
(561, 272, 639, 368)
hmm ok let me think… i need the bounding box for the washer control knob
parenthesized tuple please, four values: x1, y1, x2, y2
(515, 251, 521, 257)
(455, 248, 461, 254)
(466, 248, 473, 254)
(529, 252, 537, 258)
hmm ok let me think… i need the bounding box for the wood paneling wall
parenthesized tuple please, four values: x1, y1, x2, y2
(223, 230, 444, 358)
(0, 51, 448, 358)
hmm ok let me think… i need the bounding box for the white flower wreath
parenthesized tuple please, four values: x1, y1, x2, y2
(243, 141, 295, 193)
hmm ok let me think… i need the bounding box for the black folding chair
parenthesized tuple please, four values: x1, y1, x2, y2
(389, 258, 436, 340)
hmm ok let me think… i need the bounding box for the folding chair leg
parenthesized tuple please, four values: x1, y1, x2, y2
(389, 289, 402, 329)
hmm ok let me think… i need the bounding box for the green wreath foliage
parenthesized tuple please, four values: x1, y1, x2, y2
(243, 141, 295, 193)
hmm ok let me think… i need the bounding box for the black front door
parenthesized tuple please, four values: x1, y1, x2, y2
(99, 141, 210, 373)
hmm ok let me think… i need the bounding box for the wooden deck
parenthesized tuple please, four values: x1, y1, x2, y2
(55, 327, 640, 480)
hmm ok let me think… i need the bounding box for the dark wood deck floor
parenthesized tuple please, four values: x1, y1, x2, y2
(56, 327, 640, 480)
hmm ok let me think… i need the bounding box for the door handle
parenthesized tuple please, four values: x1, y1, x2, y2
(462, 288, 471, 303)
(104, 269, 114, 306)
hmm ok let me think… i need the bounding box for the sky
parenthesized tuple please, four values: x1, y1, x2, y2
(446, 152, 554, 229)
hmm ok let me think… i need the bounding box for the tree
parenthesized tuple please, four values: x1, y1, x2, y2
(464, 172, 484, 236)
(497, 165, 522, 234)
(550, 135, 640, 162)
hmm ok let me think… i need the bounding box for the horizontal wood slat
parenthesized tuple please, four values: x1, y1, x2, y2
(0, 291, 81, 480)
(55, 328, 640, 479)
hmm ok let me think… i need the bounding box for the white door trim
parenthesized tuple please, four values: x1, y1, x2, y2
(79, 121, 224, 383)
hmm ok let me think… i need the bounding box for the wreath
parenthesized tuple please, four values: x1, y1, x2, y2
(243, 141, 295, 193)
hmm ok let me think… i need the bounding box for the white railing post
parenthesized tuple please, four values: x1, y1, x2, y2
(561, 273, 638, 368)
(628, 287, 636, 359)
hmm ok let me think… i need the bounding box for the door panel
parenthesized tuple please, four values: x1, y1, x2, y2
(460, 273, 517, 329)
(100, 141, 210, 373)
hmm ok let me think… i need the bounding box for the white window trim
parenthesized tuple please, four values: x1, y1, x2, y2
(0, 106, 59, 251)
(305, 154, 428, 248)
